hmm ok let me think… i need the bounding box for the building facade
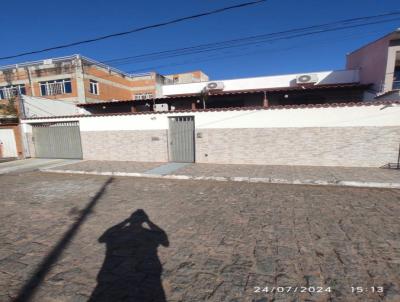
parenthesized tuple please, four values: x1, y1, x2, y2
(80, 69, 368, 114)
(164, 71, 209, 84)
(0, 55, 208, 108)
(80, 29, 400, 115)
(347, 28, 400, 99)
(12, 30, 400, 165)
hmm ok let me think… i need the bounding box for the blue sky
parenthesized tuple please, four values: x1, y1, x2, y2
(0, 0, 399, 80)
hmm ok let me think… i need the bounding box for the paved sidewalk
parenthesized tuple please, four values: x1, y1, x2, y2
(43, 160, 163, 173)
(43, 160, 400, 189)
(0, 158, 81, 175)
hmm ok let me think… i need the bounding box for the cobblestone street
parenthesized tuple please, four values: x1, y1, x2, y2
(0, 172, 399, 302)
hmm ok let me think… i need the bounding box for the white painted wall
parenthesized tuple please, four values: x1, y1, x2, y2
(162, 70, 360, 96)
(21, 103, 400, 132)
(21, 95, 88, 118)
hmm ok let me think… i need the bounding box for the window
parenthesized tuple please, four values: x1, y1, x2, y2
(89, 80, 99, 95)
(393, 66, 400, 90)
(134, 93, 153, 100)
(0, 84, 26, 100)
(39, 79, 72, 96)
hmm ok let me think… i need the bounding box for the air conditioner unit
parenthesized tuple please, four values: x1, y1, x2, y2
(206, 82, 225, 90)
(296, 74, 318, 85)
(154, 103, 168, 112)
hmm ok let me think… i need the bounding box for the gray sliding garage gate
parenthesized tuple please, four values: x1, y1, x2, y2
(32, 122, 83, 159)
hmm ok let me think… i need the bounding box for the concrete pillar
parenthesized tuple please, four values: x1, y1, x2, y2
(26, 67, 35, 96)
(75, 56, 86, 103)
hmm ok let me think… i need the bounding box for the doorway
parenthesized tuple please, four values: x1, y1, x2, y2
(168, 116, 195, 163)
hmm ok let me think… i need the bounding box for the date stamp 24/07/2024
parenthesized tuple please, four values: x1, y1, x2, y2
(254, 287, 332, 294)
(253, 286, 384, 294)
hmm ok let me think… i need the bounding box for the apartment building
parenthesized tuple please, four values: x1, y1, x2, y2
(0, 55, 208, 109)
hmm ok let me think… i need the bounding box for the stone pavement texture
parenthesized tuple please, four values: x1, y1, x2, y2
(46, 160, 164, 174)
(45, 160, 400, 188)
(0, 172, 400, 302)
(171, 164, 400, 183)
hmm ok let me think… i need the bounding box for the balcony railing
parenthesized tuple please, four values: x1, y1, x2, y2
(46, 82, 64, 95)
(393, 80, 400, 90)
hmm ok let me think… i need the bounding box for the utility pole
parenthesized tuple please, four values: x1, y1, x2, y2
(16, 95, 29, 159)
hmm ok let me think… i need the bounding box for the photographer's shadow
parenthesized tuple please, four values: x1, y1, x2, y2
(89, 209, 169, 302)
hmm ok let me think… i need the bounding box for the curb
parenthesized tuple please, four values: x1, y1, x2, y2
(39, 168, 400, 189)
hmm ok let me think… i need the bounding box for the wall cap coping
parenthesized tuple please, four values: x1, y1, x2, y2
(20, 100, 400, 121)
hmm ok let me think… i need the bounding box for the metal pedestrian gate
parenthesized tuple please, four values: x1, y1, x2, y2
(168, 116, 195, 162)
(32, 122, 83, 159)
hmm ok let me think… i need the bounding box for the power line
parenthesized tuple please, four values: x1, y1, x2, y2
(98, 17, 399, 76)
(0, 0, 267, 61)
(90, 19, 399, 77)
(1, 16, 396, 82)
(101, 11, 400, 66)
(102, 12, 400, 64)
(121, 28, 390, 73)
(0, 29, 388, 100)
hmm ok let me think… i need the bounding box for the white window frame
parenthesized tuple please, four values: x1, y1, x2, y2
(40, 79, 72, 96)
(134, 93, 153, 100)
(89, 80, 99, 95)
(0, 84, 26, 100)
(134, 93, 144, 100)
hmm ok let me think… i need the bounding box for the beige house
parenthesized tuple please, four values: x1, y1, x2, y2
(346, 28, 400, 99)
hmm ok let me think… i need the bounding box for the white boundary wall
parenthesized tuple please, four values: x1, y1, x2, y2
(21, 104, 400, 131)
(21, 103, 400, 167)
